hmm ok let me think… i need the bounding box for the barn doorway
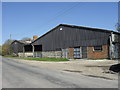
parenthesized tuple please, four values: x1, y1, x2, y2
(34, 45, 42, 57)
(74, 47, 82, 59)
(34, 45, 42, 51)
(82, 47, 87, 58)
(24, 45, 32, 52)
(62, 48, 68, 58)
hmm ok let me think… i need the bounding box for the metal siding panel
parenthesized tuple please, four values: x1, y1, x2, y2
(32, 25, 110, 51)
(11, 41, 24, 54)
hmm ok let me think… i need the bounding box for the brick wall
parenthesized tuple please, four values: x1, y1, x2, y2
(68, 48, 74, 59)
(87, 45, 109, 59)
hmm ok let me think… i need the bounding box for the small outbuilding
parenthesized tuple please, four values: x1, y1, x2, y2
(11, 40, 33, 57)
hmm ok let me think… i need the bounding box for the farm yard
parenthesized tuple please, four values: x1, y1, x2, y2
(8, 58, 119, 80)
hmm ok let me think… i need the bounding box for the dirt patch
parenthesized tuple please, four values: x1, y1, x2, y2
(63, 70, 82, 73)
(83, 74, 114, 80)
(85, 65, 109, 68)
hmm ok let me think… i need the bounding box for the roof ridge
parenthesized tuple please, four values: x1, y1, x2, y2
(30, 24, 120, 44)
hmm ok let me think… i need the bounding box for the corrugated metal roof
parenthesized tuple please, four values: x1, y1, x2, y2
(31, 24, 120, 44)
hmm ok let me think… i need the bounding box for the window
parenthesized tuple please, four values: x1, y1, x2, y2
(94, 46, 102, 51)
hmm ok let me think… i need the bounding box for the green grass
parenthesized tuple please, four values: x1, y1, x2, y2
(4, 55, 16, 57)
(3, 55, 68, 61)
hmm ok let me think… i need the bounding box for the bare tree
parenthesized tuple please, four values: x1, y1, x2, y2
(2, 39, 13, 56)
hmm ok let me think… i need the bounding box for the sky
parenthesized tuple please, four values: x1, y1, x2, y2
(2, 2, 118, 45)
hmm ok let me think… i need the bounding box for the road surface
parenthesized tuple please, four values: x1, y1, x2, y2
(2, 57, 118, 88)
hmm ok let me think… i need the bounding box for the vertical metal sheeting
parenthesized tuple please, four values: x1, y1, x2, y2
(11, 41, 24, 53)
(32, 25, 111, 51)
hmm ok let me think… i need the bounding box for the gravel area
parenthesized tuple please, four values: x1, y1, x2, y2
(9, 58, 119, 80)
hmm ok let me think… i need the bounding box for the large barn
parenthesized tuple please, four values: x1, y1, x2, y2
(11, 24, 120, 59)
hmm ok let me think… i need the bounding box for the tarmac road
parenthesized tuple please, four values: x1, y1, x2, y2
(2, 57, 118, 88)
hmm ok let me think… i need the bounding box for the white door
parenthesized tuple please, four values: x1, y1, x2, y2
(74, 47, 82, 59)
(62, 49, 68, 58)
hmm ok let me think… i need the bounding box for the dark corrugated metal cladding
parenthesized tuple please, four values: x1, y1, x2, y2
(32, 25, 111, 51)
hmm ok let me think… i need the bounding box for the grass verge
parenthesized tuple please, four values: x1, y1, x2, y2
(3, 55, 68, 62)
